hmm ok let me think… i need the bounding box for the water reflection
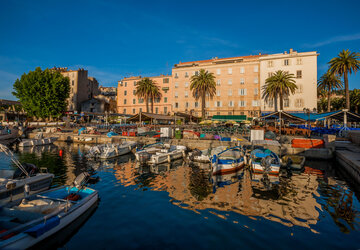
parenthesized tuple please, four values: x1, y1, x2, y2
(2, 142, 359, 236)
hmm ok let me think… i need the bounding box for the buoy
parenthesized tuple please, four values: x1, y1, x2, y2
(59, 150, 63, 157)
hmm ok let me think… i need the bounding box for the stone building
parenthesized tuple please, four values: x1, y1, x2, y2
(81, 97, 109, 113)
(117, 75, 172, 115)
(99, 86, 117, 101)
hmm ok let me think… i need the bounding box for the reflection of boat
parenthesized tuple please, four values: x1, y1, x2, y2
(0, 185, 98, 249)
(252, 172, 280, 184)
(87, 141, 137, 159)
(212, 168, 244, 188)
(149, 159, 183, 174)
(147, 145, 186, 165)
(211, 146, 245, 175)
(0, 144, 54, 205)
(281, 155, 306, 170)
(18, 137, 57, 147)
(250, 148, 280, 174)
(17, 144, 57, 155)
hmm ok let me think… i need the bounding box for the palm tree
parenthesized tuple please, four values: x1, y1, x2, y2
(149, 84, 162, 113)
(350, 89, 360, 113)
(135, 77, 156, 113)
(329, 49, 360, 110)
(190, 69, 216, 119)
(262, 70, 297, 111)
(317, 71, 343, 112)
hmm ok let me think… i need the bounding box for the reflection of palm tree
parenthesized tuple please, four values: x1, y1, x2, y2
(188, 166, 212, 201)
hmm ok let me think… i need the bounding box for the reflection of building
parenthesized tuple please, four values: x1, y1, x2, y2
(113, 164, 322, 230)
(117, 75, 172, 115)
(52, 67, 100, 112)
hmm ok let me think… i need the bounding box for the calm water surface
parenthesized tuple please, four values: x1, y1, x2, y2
(1, 142, 359, 249)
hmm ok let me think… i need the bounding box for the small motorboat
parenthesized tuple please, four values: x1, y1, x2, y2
(0, 144, 54, 205)
(135, 142, 165, 164)
(147, 145, 187, 165)
(0, 127, 19, 141)
(281, 155, 306, 170)
(87, 141, 137, 159)
(0, 173, 99, 249)
(211, 146, 245, 175)
(17, 133, 57, 147)
(250, 148, 280, 175)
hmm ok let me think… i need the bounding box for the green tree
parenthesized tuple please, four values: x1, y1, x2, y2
(331, 97, 345, 110)
(190, 69, 216, 119)
(135, 77, 160, 113)
(12, 67, 70, 120)
(350, 89, 360, 113)
(149, 83, 162, 113)
(262, 70, 297, 111)
(329, 49, 360, 110)
(317, 71, 343, 112)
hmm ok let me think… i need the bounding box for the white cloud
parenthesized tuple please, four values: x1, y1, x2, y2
(303, 33, 360, 48)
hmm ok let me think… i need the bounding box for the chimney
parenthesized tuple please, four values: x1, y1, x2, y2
(289, 48, 293, 53)
(259, 52, 261, 55)
(284, 51, 287, 54)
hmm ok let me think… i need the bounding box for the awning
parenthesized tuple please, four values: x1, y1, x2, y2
(291, 110, 360, 122)
(127, 112, 174, 122)
(256, 111, 306, 123)
(211, 115, 247, 122)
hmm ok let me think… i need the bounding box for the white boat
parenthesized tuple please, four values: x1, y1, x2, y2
(87, 141, 137, 159)
(211, 146, 245, 175)
(18, 137, 57, 147)
(188, 146, 226, 163)
(250, 148, 281, 175)
(147, 145, 187, 165)
(0, 144, 54, 206)
(0, 175, 98, 249)
(135, 142, 165, 164)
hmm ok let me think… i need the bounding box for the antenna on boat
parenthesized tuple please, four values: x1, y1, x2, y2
(0, 144, 29, 177)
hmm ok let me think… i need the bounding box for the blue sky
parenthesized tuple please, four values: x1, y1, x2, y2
(1, 0, 360, 100)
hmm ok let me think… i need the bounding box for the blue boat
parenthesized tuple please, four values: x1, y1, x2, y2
(211, 146, 245, 175)
(250, 148, 280, 174)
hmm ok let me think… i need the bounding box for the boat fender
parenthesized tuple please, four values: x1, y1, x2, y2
(182, 151, 186, 158)
(129, 146, 132, 151)
(167, 155, 171, 163)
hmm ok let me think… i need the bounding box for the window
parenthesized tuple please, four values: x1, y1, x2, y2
(284, 59, 289, 66)
(164, 97, 167, 103)
(228, 100, 234, 107)
(124, 99, 127, 104)
(240, 78, 245, 84)
(228, 89, 232, 96)
(124, 90, 127, 96)
(164, 107, 167, 114)
(185, 102, 189, 108)
(133, 90, 136, 95)
(155, 107, 158, 114)
(194, 71, 199, 76)
(240, 67, 245, 74)
(175, 82, 179, 88)
(139, 108, 142, 112)
(228, 79, 232, 85)
(185, 82, 189, 87)
(134, 81, 136, 86)
(155, 98, 160, 103)
(175, 102, 179, 108)
(228, 112, 232, 115)
(185, 91, 188, 97)
(215, 101, 222, 107)
(217, 90, 221, 96)
(296, 70, 302, 79)
(216, 69, 221, 75)
(254, 65, 259, 72)
(296, 58, 302, 65)
(185, 72, 189, 78)
(123, 108, 126, 114)
(72, 80, 74, 86)
(295, 98, 304, 108)
(139, 98, 144, 103)
(268, 72, 273, 78)
(254, 77, 259, 84)
(216, 79, 221, 86)
(228, 68, 232, 74)
(175, 92, 178, 98)
(296, 84, 303, 93)
(252, 100, 259, 107)
(125, 82, 127, 87)
(133, 108, 136, 114)
(254, 88, 258, 95)
(217, 112, 220, 115)
(133, 99, 136, 104)
(284, 98, 290, 107)
(238, 100, 246, 107)
(195, 102, 199, 108)
(163, 78, 169, 83)
(174, 73, 178, 78)
(238, 89, 247, 96)
(267, 61, 273, 67)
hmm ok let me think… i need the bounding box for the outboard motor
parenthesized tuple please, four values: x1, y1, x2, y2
(73, 172, 90, 189)
(13, 163, 39, 179)
(261, 156, 273, 173)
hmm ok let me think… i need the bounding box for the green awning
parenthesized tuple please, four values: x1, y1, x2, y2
(211, 115, 247, 122)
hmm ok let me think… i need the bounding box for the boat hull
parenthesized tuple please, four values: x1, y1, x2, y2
(251, 162, 280, 175)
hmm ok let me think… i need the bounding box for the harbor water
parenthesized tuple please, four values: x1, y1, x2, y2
(1, 142, 359, 249)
